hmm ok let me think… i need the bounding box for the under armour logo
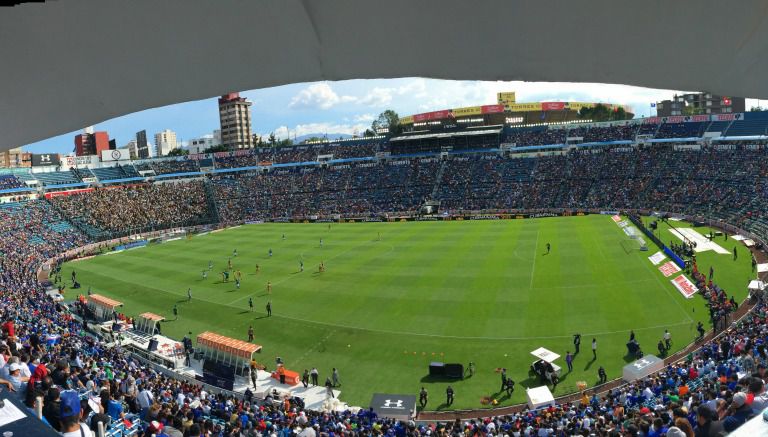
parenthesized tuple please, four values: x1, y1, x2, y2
(632, 359, 652, 370)
(40, 154, 50, 162)
(382, 399, 403, 409)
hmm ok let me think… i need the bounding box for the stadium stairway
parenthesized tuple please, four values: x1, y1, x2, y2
(430, 159, 448, 199)
(203, 178, 222, 223)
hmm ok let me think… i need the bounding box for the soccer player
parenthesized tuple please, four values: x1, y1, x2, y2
(249, 297, 254, 312)
(248, 325, 254, 342)
(228, 258, 232, 270)
(187, 288, 192, 301)
(319, 262, 325, 273)
(663, 329, 671, 350)
(208, 260, 213, 270)
(546, 243, 551, 254)
(233, 249, 238, 257)
(266, 301, 272, 317)
(223, 271, 230, 282)
(299, 260, 304, 272)
(268, 248, 272, 258)
(236, 270, 242, 281)
(446, 386, 454, 406)
(282, 233, 286, 240)
(419, 387, 428, 407)
(733, 246, 738, 260)
(255, 264, 260, 274)
(591, 338, 597, 359)
(173, 304, 178, 320)
(266, 281, 272, 295)
(201, 270, 207, 280)
(235, 277, 241, 289)
(320, 238, 323, 248)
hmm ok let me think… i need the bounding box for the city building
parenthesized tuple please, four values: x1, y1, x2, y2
(120, 140, 139, 159)
(154, 129, 179, 156)
(136, 130, 150, 159)
(187, 131, 221, 154)
(0, 147, 30, 168)
(655, 92, 745, 117)
(74, 129, 110, 156)
(218, 93, 253, 149)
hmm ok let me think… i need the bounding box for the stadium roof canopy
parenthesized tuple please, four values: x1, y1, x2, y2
(2, 0, 768, 152)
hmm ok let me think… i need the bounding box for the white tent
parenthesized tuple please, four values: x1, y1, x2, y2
(2, 0, 768, 152)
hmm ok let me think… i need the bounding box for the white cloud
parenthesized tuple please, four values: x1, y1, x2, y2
(289, 83, 355, 110)
(353, 113, 375, 123)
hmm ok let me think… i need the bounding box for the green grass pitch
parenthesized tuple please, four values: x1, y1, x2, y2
(61, 215, 752, 410)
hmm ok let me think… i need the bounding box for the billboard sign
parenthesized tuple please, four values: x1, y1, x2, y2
(369, 393, 416, 420)
(101, 149, 129, 162)
(31, 153, 60, 166)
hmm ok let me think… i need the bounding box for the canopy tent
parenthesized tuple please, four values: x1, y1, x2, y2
(530, 347, 560, 363)
(196, 331, 262, 366)
(135, 312, 165, 335)
(748, 280, 766, 291)
(2, 0, 768, 152)
(86, 294, 123, 322)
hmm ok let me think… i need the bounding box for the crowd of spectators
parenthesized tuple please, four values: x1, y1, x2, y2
(0, 174, 26, 191)
(258, 142, 379, 165)
(211, 159, 438, 222)
(2, 140, 768, 435)
(50, 182, 214, 236)
(151, 160, 201, 176)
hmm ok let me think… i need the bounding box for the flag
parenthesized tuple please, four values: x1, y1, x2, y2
(650, 103, 656, 108)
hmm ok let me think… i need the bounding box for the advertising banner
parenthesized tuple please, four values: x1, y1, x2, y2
(481, 104, 505, 114)
(413, 110, 454, 122)
(497, 92, 516, 104)
(506, 103, 543, 112)
(64, 155, 99, 168)
(399, 115, 414, 125)
(541, 102, 566, 111)
(100, 149, 129, 162)
(31, 153, 60, 166)
(369, 394, 416, 420)
(659, 260, 681, 277)
(713, 113, 743, 121)
(648, 251, 666, 265)
(44, 187, 94, 199)
(671, 275, 698, 298)
(451, 106, 482, 117)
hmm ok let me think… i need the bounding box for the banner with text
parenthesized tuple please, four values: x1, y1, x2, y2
(671, 275, 698, 298)
(659, 261, 681, 277)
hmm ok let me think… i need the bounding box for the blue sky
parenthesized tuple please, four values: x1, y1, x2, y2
(22, 78, 755, 154)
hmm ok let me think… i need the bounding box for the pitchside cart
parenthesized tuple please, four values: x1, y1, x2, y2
(529, 347, 562, 382)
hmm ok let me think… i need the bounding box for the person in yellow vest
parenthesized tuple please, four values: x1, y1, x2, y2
(277, 364, 286, 384)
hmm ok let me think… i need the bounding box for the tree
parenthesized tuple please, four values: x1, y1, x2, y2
(302, 136, 325, 144)
(611, 107, 629, 121)
(682, 105, 704, 116)
(202, 144, 227, 153)
(363, 129, 376, 137)
(268, 132, 277, 148)
(750, 106, 765, 112)
(578, 104, 611, 122)
(371, 110, 401, 136)
(167, 148, 189, 157)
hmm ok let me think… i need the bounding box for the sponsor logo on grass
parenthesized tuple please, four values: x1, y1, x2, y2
(659, 261, 681, 277)
(648, 251, 666, 265)
(671, 275, 698, 298)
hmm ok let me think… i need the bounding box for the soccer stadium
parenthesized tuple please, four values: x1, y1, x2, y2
(2, 2, 768, 436)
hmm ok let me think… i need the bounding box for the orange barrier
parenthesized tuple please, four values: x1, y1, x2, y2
(271, 368, 300, 385)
